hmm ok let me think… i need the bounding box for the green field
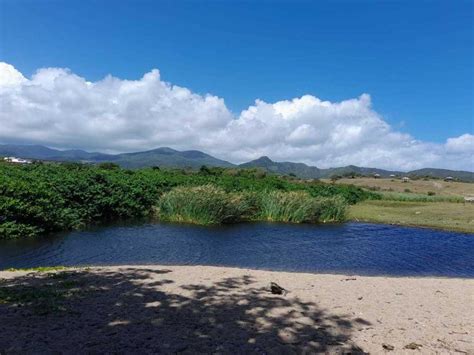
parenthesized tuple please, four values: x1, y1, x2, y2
(350, 200, 474, 233)
(326, 177, 474, 233)
(327, 177, 474, 198)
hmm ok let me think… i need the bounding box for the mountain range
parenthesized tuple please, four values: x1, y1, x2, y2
(0, 144, 233, 169)
(1, 144, 473, 181)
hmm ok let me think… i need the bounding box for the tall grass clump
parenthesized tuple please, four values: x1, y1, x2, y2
(157, 185, 251, 224)
(256, 191, 347, 223)
(316, 196, 348, 222)
(257, 191, 314, 223)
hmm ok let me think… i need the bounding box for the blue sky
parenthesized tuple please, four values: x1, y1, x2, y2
(0, 0, 472, 170)
(1, 0, 472, 142)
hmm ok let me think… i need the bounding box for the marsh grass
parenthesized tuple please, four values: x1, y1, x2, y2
(157, 185, 251, 224)
(257, 191, 347, 223)
(256, 191, 315, 223)
(317, 196, 348, 222)
(157, 186, 348, 225)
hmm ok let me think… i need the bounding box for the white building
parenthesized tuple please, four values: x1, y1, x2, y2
(3, 157, 32, 164)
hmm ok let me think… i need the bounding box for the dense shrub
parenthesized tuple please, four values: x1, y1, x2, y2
(97, 162, 120, 170)
(0, 221, 40, 239)
(306, 183, 379, 204)
(0, 163, 162, 239)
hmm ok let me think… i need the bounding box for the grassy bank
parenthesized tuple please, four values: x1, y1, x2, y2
(349, 200, 474, 233)
(1, 163, 372, 239)
(378, 191, 464, 203)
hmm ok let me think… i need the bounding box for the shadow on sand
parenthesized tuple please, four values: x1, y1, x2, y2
(0, 267, 368, 353)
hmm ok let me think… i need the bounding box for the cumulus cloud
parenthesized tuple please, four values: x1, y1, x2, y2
(0, 62, 472, 171)
(445, 134, 474, 153)
(0, 63, 26, 87)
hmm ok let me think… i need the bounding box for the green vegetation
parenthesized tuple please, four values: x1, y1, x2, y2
(158, 185, 252, 224)
(3, 144, 474, 181)
(350, 200, 474, 233)
(158, 187, 347, 225)
(329, 177, 474, 197)
(0, 162, 376, 239)
(0, 162, 161, 239)
(379, 192, 464, 203)
(257, 191, 346, 223)
(333, 177, 474, 232)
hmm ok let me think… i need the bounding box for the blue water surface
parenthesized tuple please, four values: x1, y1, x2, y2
(0, 222, 472, 277)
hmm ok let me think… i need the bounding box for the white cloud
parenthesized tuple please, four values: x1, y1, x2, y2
(445, 134, 474, 153)
(0, 62, 472, 171)
(0, 62, 26, 87)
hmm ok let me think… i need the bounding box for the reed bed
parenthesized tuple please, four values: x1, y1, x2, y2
(157, 185, 250, 224)
(316, 195, 348, 222)
(257, 191, 346, 223)
(157, 186, 347, 225)
(256, 191, 314, 223)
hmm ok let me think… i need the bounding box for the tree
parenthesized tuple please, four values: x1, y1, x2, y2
(98, 162, 120, 170)
(200, 165, 212, 175)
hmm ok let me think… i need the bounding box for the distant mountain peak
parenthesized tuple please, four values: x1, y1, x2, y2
(145, 147, 178, 153)
(181, 150, 210, 159)
(254, 156, 273, 163)
(1, 143, 472, 181)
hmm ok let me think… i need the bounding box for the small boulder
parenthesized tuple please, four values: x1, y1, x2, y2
(270, 282, 287, 295)
(404, 342, 422, 350)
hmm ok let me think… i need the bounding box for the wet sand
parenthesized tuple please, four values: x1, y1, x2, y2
(0, 265, 472, 354)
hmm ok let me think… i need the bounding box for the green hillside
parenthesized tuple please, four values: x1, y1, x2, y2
(1, 144, 472, 181)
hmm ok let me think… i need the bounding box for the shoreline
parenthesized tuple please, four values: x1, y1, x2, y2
(3, 263, 473, 280)
(348, 216, 474, 235)
(1, 265, 472, 353)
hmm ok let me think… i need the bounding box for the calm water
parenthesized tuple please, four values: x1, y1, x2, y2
(0, 222, 472, 277)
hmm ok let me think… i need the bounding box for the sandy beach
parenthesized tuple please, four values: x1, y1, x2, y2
(0, 265, 472, 354)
